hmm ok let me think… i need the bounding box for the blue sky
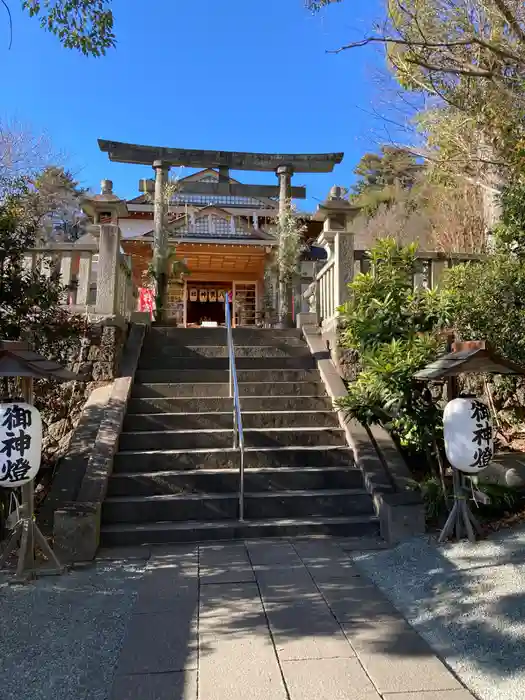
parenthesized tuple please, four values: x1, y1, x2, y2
(0, 0, 396, 210)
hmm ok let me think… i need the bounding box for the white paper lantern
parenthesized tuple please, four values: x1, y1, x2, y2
(443, 398, 493, 473)
(0, 402, 42, 487)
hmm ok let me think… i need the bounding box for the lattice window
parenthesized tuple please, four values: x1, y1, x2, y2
(172, 193, 273, 208)
(193, 216, 209, 234)
(212, 216, 231, 237)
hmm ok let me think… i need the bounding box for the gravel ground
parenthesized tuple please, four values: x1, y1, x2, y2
(352, 526, 525, 700)
(0, 561, 143, 700)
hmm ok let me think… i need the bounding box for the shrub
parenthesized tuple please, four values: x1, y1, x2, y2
(340, 238, 445, 351)
(338, 238, 447, 452)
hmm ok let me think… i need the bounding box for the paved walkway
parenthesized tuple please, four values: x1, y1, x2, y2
(0, 539, 475, 700)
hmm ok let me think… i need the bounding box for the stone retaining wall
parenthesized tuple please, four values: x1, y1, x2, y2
(36, 321, 127, 535)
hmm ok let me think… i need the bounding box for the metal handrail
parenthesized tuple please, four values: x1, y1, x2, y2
(225, 299, 245, 520)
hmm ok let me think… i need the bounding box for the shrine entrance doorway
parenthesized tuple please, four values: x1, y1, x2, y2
(186, 282, 231, 327)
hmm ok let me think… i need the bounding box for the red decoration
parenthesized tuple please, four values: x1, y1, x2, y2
(139, 288, 155, 318)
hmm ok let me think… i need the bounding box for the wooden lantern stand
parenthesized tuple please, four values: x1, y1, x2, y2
(414, 339, 525, 544)
(438, 467, 483, 544)
(0, 341, 86, 581)
(0, 377, 63, 578)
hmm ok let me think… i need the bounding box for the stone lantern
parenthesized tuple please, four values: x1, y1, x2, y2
(309, 187, 360, 341)
(81, 182, 130, 317)
(81, 180, 129, 225)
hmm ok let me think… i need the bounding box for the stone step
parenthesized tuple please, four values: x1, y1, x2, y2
(137, 357, 315, 370)
(134, 367, 317, 383)
(139, 344, 312, 361)
(147, 327, 304, 346)
(118, 428, 347, 451)
(123, 411, 340, 432)
(102, 489, 374, 524)
(131, 381, 326, 398)
(100, 515, 379, 547)
(107, 466, 365, 497)
(126, 396, 334, 414)
(113, 446, 354, 473)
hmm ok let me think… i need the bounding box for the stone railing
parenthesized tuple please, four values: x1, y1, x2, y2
(116, 253, 136, 319)
(25, 224, 138, 320)
(302, 246, 483, 333)
(315, 256, 336, 328)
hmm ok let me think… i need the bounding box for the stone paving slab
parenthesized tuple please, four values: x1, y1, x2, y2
(281, 658, 380, 700)
(199, 626, 286, 699)
(110, 671, 197, 700)
(316, 578, 401, 621)
(199, 582, 268, 636)
(265, 599, 356, 660)
(116, 610, 198, 675)
(200, 564, 255, 584)
(303, 557, 363, 582)
(246, 539, 302, 565)
(343, 615, 463, 694)
(382, 691, 476, 700)
(254, 563, 320, 603)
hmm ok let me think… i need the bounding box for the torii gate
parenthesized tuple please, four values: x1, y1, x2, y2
(98, 139, 344, 321)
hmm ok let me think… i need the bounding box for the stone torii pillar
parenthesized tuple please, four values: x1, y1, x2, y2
(152, 160, 170, 320)
(276, 164, 295, 327)
(277, 164, 294, 222)
(153, 160, 170, 265)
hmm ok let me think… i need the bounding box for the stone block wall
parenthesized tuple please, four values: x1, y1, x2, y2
(39, 322, 126, 463)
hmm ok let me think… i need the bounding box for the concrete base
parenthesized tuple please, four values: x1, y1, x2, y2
(54, 502, 101, 563)
(375, 492, 426, 545)
(296, 312, 317, 329)
(130, 311, 152, 326)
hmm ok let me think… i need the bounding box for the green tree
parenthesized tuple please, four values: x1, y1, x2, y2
(19, 1, 115, 55)
(352, 147, 422, 196)
(442, 254, 525, 363)
(350, 146, 424, 215)
(0, 175, 82, 342)
(31, 166, 86, 240)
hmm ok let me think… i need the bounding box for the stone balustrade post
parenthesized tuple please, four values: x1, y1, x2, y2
(93, 223, 122, 316)
(333, 226, 355, 312)
(431, 258, 448, 288)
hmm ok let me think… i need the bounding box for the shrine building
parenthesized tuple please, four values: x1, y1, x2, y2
(109, 169, 327, 326)
(90, 140, 343, 326)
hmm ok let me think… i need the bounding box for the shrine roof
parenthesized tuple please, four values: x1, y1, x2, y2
(127, 168, 279, 210)
(414, 341, 525, 380)
(0, 341, 86, 381)
(99, 140, 344, 173)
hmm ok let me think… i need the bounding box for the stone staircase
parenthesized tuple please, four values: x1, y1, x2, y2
(100, 327, 379, 546)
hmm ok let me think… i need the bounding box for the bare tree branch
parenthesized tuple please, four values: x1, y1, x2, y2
(490, 0, 525, 43)
(328, 35, 525, 66)
(1, 0, 12, 49)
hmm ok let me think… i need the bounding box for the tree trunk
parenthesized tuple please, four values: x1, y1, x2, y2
(277, 274, 293, 328)
(156, 271, 168, 324)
